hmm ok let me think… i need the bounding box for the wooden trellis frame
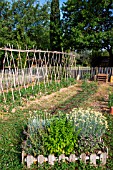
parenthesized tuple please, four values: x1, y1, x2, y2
(0, 47, 76, 102)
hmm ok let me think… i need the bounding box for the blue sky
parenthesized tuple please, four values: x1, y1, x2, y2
(8, 0, 67, 6)
(39, 0, 67, 6)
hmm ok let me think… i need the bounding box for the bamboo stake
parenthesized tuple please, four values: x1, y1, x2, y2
(0, 47, 75, 56)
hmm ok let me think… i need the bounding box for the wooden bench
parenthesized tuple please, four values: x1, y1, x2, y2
(96, 74, 108, 82)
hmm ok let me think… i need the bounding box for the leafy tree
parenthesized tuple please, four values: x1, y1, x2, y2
(0, 0, 51, 66)
(0, 0, 50, 49)
(0, 0, 12, 46)
(62, 0, 113, 65)
(10, 0, 50, 49)
(50, 0, 61, 51)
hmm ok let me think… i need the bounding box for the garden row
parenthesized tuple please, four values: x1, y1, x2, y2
(0, 78, 75, 112)
(50, 81, 98, 114)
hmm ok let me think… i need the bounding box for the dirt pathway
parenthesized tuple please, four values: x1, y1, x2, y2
(86, 82, 112, 112)
(20, 82, 82, 111)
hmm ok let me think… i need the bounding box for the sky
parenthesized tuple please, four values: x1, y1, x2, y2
(39, 0, 67, 6)
(8, 0, 67, 6)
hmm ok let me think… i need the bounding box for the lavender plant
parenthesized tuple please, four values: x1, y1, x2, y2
(24, 111, 51, 156)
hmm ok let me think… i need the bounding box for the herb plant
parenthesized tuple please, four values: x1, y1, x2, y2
(67, 108, 108, 153)
(44, 116, 80, 156)
(108, 92, 113, 108)
(24, 114, 80, 157)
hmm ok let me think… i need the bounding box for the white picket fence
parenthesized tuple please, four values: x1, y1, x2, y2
(22, 150, 108, 168)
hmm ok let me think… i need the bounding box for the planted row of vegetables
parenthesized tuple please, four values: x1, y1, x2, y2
(0, 78, 76, 112)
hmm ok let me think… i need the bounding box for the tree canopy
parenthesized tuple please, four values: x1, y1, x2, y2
(62, 0, 113, 65)
(0, 0, 50, 49)
(50, 0, 61, 51)
(0, 0, 113, 66)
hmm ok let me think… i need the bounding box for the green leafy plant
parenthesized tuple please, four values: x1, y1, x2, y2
(67, 108, 108, 153)
(104, 114, 113, 169)
(108, 92, 113, 108)
(82, 72, 90, 81)
(24, 114, 80, 157)
(44, 115, 80, 156)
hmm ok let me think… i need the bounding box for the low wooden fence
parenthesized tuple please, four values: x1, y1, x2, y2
(22, 151, 108, 168)
(1, 66, 113, 91)
(71, 67, 113, 80)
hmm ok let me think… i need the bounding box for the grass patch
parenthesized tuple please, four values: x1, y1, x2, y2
(104, 114, 113, 169)
(0, 111, 27, 170)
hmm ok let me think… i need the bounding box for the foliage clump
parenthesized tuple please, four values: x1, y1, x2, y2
(108, 92, 113, 108)
(24, 108, 108, 157)
(67, 108, 108, 153)
(25, 113, 80, 156)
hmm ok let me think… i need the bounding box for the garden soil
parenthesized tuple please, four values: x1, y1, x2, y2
(20, 82, 82, 111)
(20, 81, 112, 113)
(0, 81, 112, 119)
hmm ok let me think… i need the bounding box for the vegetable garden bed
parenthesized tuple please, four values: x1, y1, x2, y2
(22, 107, 108, 169)
(0, 78, 76, 112)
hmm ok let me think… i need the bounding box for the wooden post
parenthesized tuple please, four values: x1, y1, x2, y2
(77, 66, 80, 80)
(90, 153, 96, 166)
(69, 154, 76, 162)
(26, 155, 34, 168)
(80, 153, 86, 164)
(100, 153, 107, 165)
(59, 154, 65, 162)
(37, 155, 45, 164)
(22, 150, 26, 164)
(48, 154, 56, 165)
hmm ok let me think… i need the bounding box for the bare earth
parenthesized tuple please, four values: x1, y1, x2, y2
(89, 82, 112, 112)
(21, 81, 111, 113)
(20, 83, 82, 111)
(0, 81, 112, 119)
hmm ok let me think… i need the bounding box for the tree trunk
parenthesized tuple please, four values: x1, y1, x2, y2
(108, 47, 113, 66)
